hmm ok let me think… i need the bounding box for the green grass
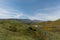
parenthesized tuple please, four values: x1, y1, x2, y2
(40, 30, 60, 40)
(0, 26, 37, 40)
(0, 20, 37, 40)
(0, 20, 60, 40)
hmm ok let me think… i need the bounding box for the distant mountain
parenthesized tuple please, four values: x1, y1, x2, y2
(18, 19, 32, 24)
(32, 20, 42, 22)
(18, 19, 42, 23)
(0, 19, 43, 24)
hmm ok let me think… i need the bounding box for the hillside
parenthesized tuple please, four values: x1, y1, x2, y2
(0, 20, 39, 40)
(0, 19, 60, 40)
(33, 19, 60, 32)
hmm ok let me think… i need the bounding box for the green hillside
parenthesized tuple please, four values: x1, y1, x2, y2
(0, 20, 38, 40)
(0, 19, 60, 40)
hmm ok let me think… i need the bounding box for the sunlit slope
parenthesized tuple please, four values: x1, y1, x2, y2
(41, 30, 60, 40)
(0, 20, 60, 40)
(0, 27, 36, 40)
(0, 20, 37, 40)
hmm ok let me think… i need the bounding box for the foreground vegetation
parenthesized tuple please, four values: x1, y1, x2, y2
(0, 19, 60, 40)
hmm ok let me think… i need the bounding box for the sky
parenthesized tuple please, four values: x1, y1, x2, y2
(0, 0, 60, 21)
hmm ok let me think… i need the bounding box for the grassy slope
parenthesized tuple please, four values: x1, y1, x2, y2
(0, 20, 60, 40)
(41, 30, 60, 40)
(0, 27, 36, 40)
(0, 20, 37, 40)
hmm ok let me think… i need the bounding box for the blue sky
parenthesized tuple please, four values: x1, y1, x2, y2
(0, 0, 60, 21)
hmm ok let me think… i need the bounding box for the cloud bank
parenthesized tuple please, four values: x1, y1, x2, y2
(0, 8, 23, 19)
(0, 6, 60, 21)
(0, 0, 60, 21)
(28, 7, 60, 21)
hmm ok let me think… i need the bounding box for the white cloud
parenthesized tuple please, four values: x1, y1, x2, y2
(28, 7, 60, 21)
(0, 8, 24, 19)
